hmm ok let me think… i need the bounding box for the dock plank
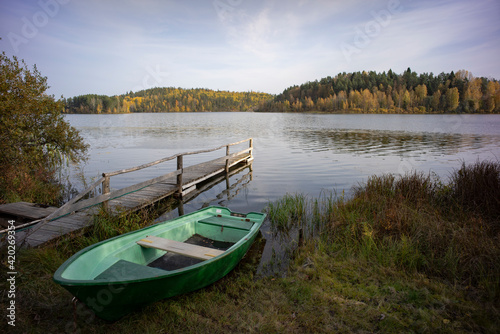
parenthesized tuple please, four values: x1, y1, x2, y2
(109, 197, 144, 207)
(0, 202, 58, 220)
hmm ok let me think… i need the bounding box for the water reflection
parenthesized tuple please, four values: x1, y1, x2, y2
(286, 128, 498, 159)
(154, 164, 253, 221)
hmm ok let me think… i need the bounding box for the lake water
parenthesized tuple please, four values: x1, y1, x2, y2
(65, 112, 500, 215)
(65, 112, 500, 274)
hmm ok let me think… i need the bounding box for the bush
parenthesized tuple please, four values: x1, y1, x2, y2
(0, 51, 87, 204)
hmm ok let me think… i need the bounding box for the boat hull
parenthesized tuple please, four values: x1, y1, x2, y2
(53, 206, 265, 321)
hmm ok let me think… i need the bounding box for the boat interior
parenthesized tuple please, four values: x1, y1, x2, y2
(60, 213, 259, 281)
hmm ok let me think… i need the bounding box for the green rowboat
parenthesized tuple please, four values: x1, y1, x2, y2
(53, 206, 265, 321)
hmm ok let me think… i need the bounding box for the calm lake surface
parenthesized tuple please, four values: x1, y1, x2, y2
(65, 112, 500, 273)
(66, 112, 500, 217)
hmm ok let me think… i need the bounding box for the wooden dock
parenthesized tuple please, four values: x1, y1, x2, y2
(6, 139, 254, 248)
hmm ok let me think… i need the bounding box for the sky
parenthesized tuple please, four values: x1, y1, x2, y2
(1, 0, 499, 98)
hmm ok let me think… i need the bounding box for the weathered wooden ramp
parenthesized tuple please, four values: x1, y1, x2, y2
(13, 139, 254, 248)
(103, 151, 251, 215)
(0, 202, 58, 221)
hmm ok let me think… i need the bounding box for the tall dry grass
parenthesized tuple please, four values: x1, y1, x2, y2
(267, 161, 500, 301)
(450, 160, 500, 226)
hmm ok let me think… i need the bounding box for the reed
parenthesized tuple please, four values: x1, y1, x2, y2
(267, 194, 307, 229)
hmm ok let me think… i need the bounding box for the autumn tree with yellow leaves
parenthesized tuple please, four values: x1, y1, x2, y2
(64, 88, 273, 114)
(259, 69, 500, 114)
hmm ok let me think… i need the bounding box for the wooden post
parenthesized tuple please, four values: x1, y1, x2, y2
(178, 201, 185, 216)
(176, 155, 183, 198)
(225, 145, 230, 173)
(249, 138, 253, 159)
(102, 174, 110, 212)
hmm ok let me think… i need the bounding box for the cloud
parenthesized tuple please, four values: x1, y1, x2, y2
(219, 6, 277, 61)
(219, 1, 364, 62)
(330, 0, 500, 76)
(1, 0, 498, 97)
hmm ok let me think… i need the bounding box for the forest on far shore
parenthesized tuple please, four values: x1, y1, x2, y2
(63, 68, 500, 114)
(257, 68, 500, 114)
(63, 88, 272, 114)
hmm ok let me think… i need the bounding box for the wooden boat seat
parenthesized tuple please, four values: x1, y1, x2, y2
(94, 260, 167, 280)
(198, 216, 254, 230)
(137, 235, 224, 261)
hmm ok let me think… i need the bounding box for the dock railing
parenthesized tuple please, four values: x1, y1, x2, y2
(24, 138, 253, 237)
